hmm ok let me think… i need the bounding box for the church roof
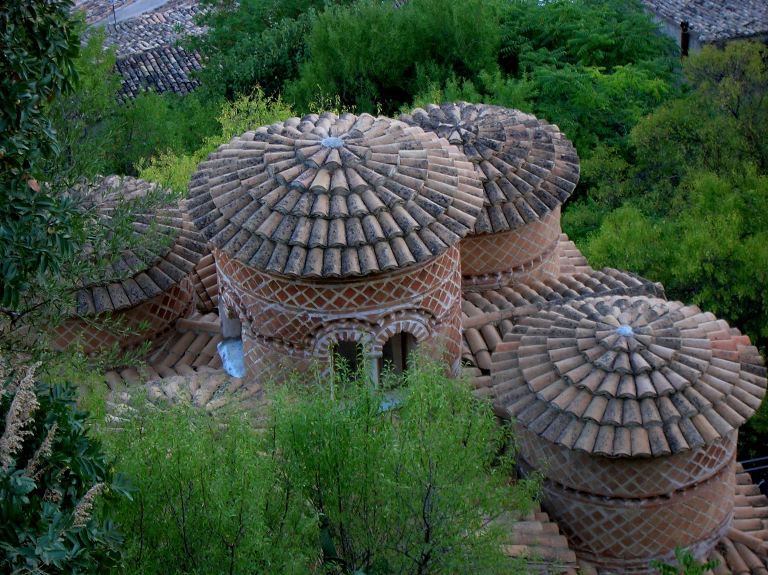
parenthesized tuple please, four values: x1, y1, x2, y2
(399, 102, 579, 235)
(73, 176, 208, 315)
(187, 112, 484, 279)
(490, 296, 767, 458)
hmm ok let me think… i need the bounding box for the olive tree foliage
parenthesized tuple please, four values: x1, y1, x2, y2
(0, 0, 81, 309)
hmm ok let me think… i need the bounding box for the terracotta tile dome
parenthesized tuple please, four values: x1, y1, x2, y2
(71, 176, 208, 316)
(399, 102, 580, 235)
(187, 112, 484, 279)
(491, 295, 767, 572)
(492, 295, 767, 458)
(51, 176, 206, 356)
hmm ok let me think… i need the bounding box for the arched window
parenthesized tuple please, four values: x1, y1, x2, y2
(379, 331, 417, 376)
(331, 340, 364, 374)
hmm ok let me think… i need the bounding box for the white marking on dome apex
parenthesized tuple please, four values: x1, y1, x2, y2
(321, 136, 344, 149)
(616, 324, 635, 337)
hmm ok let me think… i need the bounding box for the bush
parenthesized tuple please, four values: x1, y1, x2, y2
(139, 90, 293, 194)
(107, 403, 315, 575)
(0, 363, 128, 573)
(108, 357, 537, 574)
(269, 357, 538, 574)
(287, 0, 505, 114)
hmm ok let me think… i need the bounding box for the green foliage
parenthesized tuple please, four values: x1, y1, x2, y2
(108, 358, 537, 574)
(499, 0, 677, 75)
(270, 356, 537, 574)
(139, 90, 293, 194)
(107, 403, 315, 575)
(193, 7, 315, 100)
(46, 27, 121, 181)
(575, 42, 768, 458)
(0, 365, 129, 573)
(105, 91, 221, 176)
(651, 547, 719, 574)
(288, 0, 505, 114)
(0, 0, 82, 307)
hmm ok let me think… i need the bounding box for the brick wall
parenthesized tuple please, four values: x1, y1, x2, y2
(461, 208, 562, 291)
(538, 458, 735, 573)
(216, 246, 464, 385)
(517, 427, 737, 498)
(52, 277, 194, 356)
(517, 426, 737, 572)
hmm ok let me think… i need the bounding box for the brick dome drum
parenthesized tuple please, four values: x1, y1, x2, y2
(187, 113, 485, 386)
(400, 103, 580, 287)
(53, 176, 206, 354)
(490, 295, 767, 573)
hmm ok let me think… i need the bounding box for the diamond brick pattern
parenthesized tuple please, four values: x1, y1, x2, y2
(539, 459, 736, 573)
(217, 246, 463, 384)
(461, 208, 562, 288)
(53, 277, 194, 356)
(517, 427, 736, 498)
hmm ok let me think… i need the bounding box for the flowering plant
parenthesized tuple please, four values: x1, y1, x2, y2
(0, 363, 129, 573)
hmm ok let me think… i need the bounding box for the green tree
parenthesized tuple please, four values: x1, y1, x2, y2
(0, 0, 81, 307)
(287, 0, 505, 114)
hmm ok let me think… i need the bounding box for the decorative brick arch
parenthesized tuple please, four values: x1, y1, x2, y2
(312, 321, 376, 358)
(372, 311, 433, 357)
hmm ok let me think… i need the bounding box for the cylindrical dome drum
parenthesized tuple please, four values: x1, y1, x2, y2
(52, 176, 207, 355)
(187, 112, 484, 386)
(400, 103, 579, 290)
(491, 296, 767, 573)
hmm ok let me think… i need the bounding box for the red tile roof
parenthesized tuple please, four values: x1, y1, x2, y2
(74, 176, 208, 315)
(400, 102, 579, 235)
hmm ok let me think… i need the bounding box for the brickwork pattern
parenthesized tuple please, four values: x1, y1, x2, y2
(538, 458, 736, 573)
(53, 277, 194, 355)
(517, 427, 737, 498)
(218, 246, 463, 384)
(461, 208, 562, 289)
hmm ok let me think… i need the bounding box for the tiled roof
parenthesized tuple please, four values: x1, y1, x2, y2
(490, 296, 767, 457)
(74, 176, 208, 315)
(642, 0, 768, 43)
(74, 0, 136, 24)
(400, 103, 579, 235)
(461, 240, 664, 375)
(115, 45, 203, 102)
(499, 504, 580, 573)
(710, 464, 768, 574)
(104, 0, 205, 58)
(187, 113, 484, 279)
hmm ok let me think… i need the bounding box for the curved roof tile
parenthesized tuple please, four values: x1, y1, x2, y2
(491, 296, 767, 457)
(75, 176, 208, 316)
(399, 102, 580, 235)
(187, 112, 484, 279)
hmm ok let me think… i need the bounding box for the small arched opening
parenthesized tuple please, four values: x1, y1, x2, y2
(331, 339, 365, 374)
(379, 331, 417, 377)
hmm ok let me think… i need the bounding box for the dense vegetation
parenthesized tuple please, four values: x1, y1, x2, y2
(107, 359, 536, 575)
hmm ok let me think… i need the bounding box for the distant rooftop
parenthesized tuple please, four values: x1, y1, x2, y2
(642, 0, 768, 43)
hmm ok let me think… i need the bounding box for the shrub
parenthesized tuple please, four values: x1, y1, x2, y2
(139, 90, 293, 194)
(270, 356, 538, 574)
(0, 363, 128, 574)
(107, 403, 315, 575)
(108, 357, 538, 574)
(287, 0, 505, 114)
